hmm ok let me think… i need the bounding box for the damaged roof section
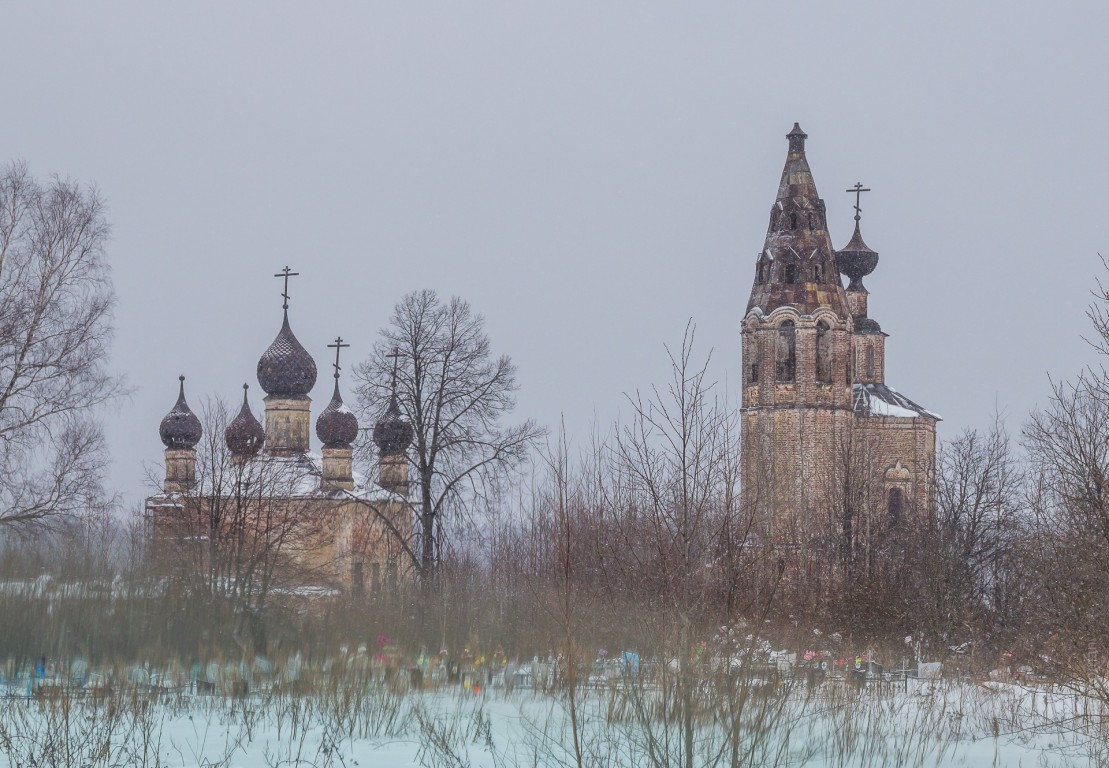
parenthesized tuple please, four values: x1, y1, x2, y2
(853, 383, 941, 421)
(747, 124, 849, 318)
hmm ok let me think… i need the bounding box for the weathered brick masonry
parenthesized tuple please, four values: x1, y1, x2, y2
(740, 125, 938, 557)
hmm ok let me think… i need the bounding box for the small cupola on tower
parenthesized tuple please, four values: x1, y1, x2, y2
(316, 337, 359, 492)
(747, 123, 849, 318)
(835, 182, 880, 323)
(835, 186, 887, 384)
(256, 267, 317, 456)
(225, 383, 265, 460)
(159, 375, 202, 493)
(372, 349, 414, 496)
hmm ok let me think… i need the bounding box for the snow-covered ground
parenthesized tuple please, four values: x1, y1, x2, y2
(0, 677, 1105, 767)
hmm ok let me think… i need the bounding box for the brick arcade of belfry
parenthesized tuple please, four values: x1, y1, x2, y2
(146, 123, 938, 592)
(741, 124, 938, 562)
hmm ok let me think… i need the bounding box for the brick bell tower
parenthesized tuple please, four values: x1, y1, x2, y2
(740, 124, 855, 547)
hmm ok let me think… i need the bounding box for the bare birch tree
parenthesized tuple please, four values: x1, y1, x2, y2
(0, 162, 123, 528)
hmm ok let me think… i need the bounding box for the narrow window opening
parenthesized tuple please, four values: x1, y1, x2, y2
(816, 321, 832, 384)
(866, 346, 875, 379)
(776, 321, 796, 382)
(784, 263, 797, 284)
(749, 363, 759, 384)
(888, 487, 904, 527)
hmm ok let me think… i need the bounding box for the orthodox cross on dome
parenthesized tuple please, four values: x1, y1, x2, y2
(273, 266, 300, 310)
(846, 182, 871, 223)
(327, 336, 349, 380)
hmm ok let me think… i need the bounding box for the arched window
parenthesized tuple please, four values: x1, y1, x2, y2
(888, 487, 904, 527)
(783, 263, 797, 284)
(776, 321, 796, 382)
(816, 321, 832, 384)
(866, 345, 875, 379)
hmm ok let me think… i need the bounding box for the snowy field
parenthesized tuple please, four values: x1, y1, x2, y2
(1, 674, 1107, 767)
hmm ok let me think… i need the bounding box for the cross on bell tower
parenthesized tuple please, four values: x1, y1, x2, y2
(846, 182, 871, 223)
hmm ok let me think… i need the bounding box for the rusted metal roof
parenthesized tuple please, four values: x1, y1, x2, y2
(853, 383, 940, 421)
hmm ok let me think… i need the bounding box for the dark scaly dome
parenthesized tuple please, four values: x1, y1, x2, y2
(159, 376, 202, 449)
(316, 380, 359, 449)
(225, 383, 265, 456)
(257, 309, 317, 398)
(373, 391, 414, 457)
(836, 221, 880, 292)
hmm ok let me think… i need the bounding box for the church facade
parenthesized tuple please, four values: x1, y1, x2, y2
(146, 282, 414, 596)
(740, 125, 938, 562)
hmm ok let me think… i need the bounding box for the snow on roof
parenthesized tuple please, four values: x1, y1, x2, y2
(853, 383, 941, 421)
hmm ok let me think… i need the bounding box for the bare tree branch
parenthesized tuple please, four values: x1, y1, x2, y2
(0, 162, 124, 528)
(354, 289, 545, 580)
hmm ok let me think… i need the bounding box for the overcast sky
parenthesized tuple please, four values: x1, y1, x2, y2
(2, 2, 1106, 509)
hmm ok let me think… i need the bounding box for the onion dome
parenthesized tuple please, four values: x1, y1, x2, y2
(159, 376, 202, 449)
(257, 310, 318, 398)
(316, 381, 359, 449)
(835, 221, 880, 292)
(373, 392, 413, 456)
(225, 383, 265, 456)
